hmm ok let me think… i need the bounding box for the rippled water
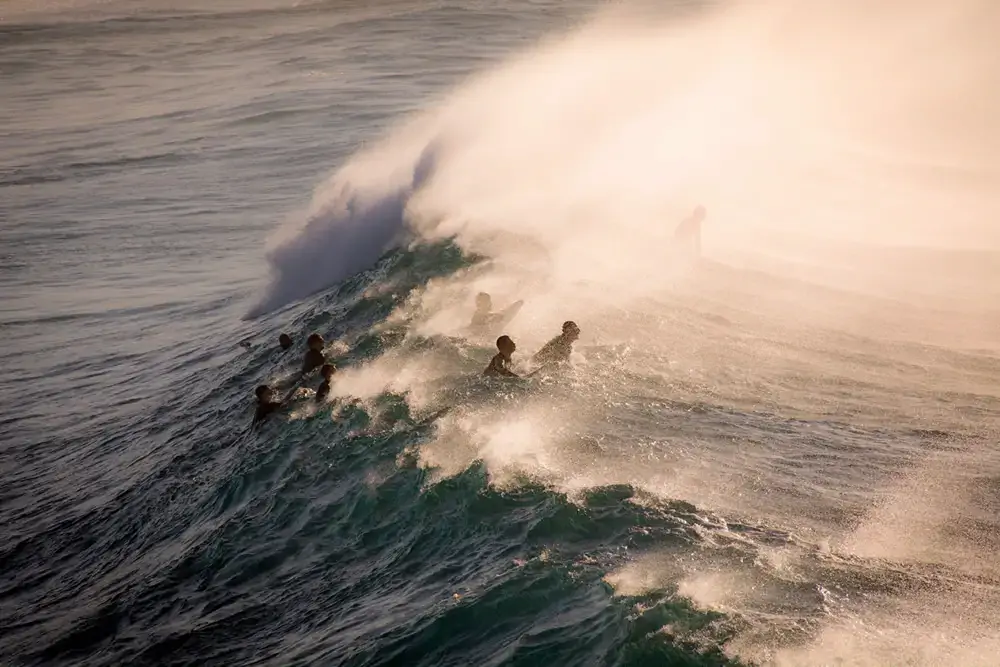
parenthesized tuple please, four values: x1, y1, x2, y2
(3, 1, 1000, 666)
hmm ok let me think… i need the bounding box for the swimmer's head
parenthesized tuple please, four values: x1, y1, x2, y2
(320, 363, 335, 381)
(496, 335, 516, 355)
(278, 333, 292, 350)
(692, 205, 706, 221)
(307, 333, 324, 350)
(255, 385, 274, 402)
(475, 292, 492, 311)
(562, 321, 580, 341)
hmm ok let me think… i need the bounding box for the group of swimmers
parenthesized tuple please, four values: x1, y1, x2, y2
(253, 332, 335, 427)
(251, 309, 581, 427)
(252, 206, 704, 426)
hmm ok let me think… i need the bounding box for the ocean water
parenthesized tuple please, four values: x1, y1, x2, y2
(3, 1, 1000, 666)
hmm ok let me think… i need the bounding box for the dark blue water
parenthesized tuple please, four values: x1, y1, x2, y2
(3, 1, 1000, 666)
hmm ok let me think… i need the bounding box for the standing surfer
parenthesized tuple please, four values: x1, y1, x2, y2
(674, 205, 706, 259)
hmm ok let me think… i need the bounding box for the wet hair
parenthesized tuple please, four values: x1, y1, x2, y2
(320, 363, 335, 380)
(307, 333, 324, 348)
(278, 333, 292, 349)
(255, 385, 271, 399)
(496, 335, 515, 351)
(562, 321, 580, 334)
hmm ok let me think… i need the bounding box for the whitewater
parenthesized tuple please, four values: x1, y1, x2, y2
(2, 0, 1000, 665)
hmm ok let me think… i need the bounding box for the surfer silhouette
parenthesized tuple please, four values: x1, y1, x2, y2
(674, 205, 705, 259)
(279, 333, 293, 351)
(301, 333, 327, 375)
(252, 385, 284, 427)
(484, 335, 519, 378)
(315, 364, 335, 403)
(469, 292, 524, 339)
(533, 321, 580, 365)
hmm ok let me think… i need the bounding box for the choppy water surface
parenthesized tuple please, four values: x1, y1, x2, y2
(3, 1, 999, 666)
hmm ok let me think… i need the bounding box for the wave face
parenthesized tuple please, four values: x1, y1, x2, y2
(245, 139, 439, 319)
(4, 2, 1000, 667)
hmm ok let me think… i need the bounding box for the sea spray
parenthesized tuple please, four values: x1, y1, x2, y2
(253, 0, 1000, 321)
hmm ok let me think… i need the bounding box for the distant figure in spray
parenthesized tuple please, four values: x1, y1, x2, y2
(674, 205, 706, 259)
(301, 333, 327, 375)
(252, 385, 284, 427)
(484, 335, 519, 378)
(315, 364, 335, 403)
(278, 333, 293, 351)
(469, 292, 524, 340)
(533, 321, 580, 365)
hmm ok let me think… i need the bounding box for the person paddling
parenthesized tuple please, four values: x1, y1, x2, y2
(252, 385, 284, 427)
(484, 335, 519, 378)
(301, 333, 327, 375)
(315, 364, 335, 403)
(533, 321, 580, 365)
(469, 292, 524, 339)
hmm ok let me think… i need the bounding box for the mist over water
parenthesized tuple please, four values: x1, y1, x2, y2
(256, 0, 1000, 323)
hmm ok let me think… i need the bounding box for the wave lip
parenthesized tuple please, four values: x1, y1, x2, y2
(246, 139, 442, 319)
